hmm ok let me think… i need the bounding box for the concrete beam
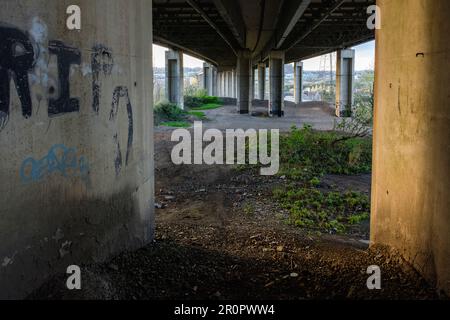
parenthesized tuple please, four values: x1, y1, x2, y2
(255, 0, 311, 62)
(186, 0, 238, 54)
(275, 0, 311, 49)
(165, 50, 184, 109)
(286, 0, 347, 51)
(371, 0, 450, 296)
(213, 0, 246, 49)
(335, 49, 355, 117)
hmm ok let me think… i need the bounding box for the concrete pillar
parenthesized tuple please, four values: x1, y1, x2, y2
(335, 49, 355, 117)
(294, 61, 303, 104)
(268, 51, 285, 117)
(0, 0, 154, 298)
(236, 50, 251, 114)
(371, 0, 450, 296)
(212, 68, 218, 96)
(232, 69, 237, 98)
(257, 63, 266, 100)
(224, 72, 229, 97)
(203, 63, 213, 95)
(212, 65, 217, 96)
(165, 50, 184, 108)
(220, 72, 225, 97)
(227, 72, 233, 98)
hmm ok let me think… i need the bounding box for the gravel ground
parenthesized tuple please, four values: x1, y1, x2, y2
(29, 120, 443, 300)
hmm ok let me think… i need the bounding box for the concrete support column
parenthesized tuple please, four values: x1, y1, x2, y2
(257, 63, 266, 100)
(227, 72, 233, 98)
(236, 50, 251, 114)
(165, 50, 184, 109)
(224, 72, 229, 97)
(203, 63, 214, 95)
(212, 68, 218, 96)
(232, 69, 237, 98)
(294, 61, 303, 104)
(371, 0, 450, 296)
(268, 51, 285, 117)
(335, 49, 355, 117)
(0, 0, 154, 298)
(221, 72, 225, 96)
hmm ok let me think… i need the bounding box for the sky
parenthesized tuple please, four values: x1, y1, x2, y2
(153, 40, 375, 71)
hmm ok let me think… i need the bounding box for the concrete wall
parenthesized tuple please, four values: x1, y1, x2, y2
(0, 0, 154, 298)
(371, 0, 450, 295)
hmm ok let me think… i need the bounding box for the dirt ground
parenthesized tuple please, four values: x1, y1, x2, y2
(30, 104, 442, 300)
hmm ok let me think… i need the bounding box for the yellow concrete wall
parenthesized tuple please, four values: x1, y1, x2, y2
(0, 0, 154, 298)
(372, 0, 450, 295)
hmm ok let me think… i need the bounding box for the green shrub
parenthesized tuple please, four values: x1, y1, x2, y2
(184, 93, 222, 110)
(154, 101, 186, 124)
(279, 124, 372, 178)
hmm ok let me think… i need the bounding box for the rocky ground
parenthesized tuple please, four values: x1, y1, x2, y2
(30, 125, 441, 300)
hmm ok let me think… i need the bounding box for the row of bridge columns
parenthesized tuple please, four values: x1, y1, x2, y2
(165, 48, 355, 117)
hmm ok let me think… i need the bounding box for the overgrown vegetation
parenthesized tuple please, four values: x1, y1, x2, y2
(154, 101, 207, 128)
(279, 124, 372, 179)
(184, 87, 223, 110)
(154, 101, 186, 124)
(272, 125, 373, 234)
(273, 185, 370, 234)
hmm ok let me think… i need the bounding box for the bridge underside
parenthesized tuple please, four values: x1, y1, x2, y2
(153, 0, 375, 66)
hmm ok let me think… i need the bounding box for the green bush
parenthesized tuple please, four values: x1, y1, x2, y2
(184, 92, 222, 110)
(154, 101, 186, 124)
(279, 124, 372, 179)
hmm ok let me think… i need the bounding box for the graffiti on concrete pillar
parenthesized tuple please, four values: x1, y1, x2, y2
(0, 25, 35, 123)
(110, 86, 134, 175)
(19, 144, 90, 184)
(0, 22, 136, 180)
(91, 45, 113, 114)
(48, 40, 81, 116)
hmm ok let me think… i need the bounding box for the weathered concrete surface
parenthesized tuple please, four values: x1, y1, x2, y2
(371, 0, 450, 295)
(335, 49, 355, 117)
(0, 0, 154, 299)
(165, 50, 184, 109)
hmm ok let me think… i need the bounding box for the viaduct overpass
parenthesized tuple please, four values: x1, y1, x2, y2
(155, 0, 375, 116)
(0, 0, 449, 298)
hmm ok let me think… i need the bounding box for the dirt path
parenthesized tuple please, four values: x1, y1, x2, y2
(31, 129, 439, 300)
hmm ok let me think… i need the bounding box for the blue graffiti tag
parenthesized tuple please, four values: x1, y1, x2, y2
(20, 144, 90, 183)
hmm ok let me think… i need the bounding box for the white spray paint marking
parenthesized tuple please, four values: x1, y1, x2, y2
(29, 17, 49, 87)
